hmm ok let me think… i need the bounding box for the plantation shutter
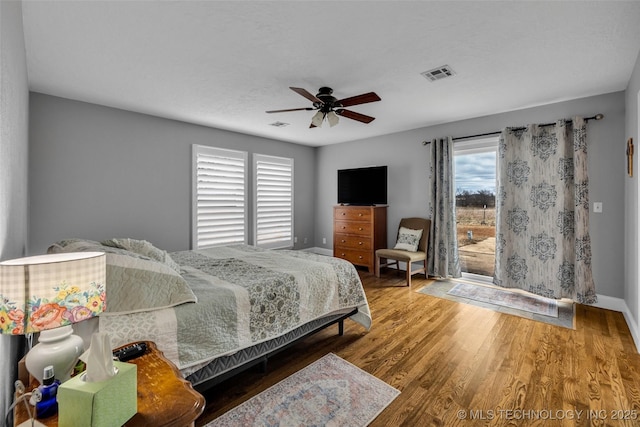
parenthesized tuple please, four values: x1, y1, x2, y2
(254, 154, 293, 249)
(192, 145, 248, 249)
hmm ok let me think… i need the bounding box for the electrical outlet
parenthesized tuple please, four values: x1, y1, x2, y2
(593, 202, 603, 213)
(294, 236, 298, 243)
(303, 237, 308, 244)
(322, 237, 327, 245)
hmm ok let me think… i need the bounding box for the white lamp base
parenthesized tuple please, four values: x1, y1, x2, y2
(16, 419, 47, 427)
(25, 325, 84, 384)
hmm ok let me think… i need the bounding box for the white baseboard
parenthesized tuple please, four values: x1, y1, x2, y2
(304, 247, 332, 256)
(593, 294, 640, 353)
(592, 293, 627, 312)
(623, 310, 640, 354)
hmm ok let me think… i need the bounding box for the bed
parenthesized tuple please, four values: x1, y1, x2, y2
(48, 239, 372, 392)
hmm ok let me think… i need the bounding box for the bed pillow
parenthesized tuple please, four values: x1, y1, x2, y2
(47, 239, 196, 314)
(101, 238, 181, 273)
(47, 238, 102, 254)
(393, 227, 423, 252)
(48, 238, 158, 262)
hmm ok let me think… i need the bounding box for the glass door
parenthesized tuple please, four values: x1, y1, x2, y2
(454, 136, 498, 281)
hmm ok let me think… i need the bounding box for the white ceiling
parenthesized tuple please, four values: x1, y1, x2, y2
(20, 1, 640, 147)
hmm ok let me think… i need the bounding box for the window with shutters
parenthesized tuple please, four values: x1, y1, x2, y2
(192, 145, 248, 249)
(254, 154, 293, 249)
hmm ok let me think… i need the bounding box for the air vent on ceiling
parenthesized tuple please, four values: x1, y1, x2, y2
(269, 121, 290, 127)
(421, 65, 456, 82)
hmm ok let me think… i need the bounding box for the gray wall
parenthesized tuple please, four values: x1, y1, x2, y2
(25, 77, 634, 304)
(624, 51, 640, 331)
(1, 0, 29, 260)
(28, 93, 317, 254)
(0, 0, 29, 419)
(316, 92, 626, 299)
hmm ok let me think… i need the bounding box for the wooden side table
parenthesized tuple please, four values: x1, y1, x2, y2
(15, 341, 205, 427)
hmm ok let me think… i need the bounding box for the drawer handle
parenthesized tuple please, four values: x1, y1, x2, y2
(342, 212, 346, 215)
(358, 242, 363, 245)
(358, 227, 363, 231)
(341, 240, 346, 243)
(341, 253, 346, 256)
(358, 256, 363, 259)
(358, 213, 363, 216)
(342, 226, 346, 230)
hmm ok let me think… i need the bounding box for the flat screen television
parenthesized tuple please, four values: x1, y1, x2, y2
(337, 166, 387, 205)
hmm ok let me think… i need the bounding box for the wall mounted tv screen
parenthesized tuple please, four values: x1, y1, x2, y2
(337, 166, 387, 205)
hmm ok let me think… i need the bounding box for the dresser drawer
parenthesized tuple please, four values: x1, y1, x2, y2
(332, 205, 386, 273)
(334, 207, 372, 221)
(334, 249, 372, 267)
(334, 234, 372, 250)
(334, 220, 372, 236)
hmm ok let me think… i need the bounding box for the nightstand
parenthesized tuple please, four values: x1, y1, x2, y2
(15, 341, 205, 427)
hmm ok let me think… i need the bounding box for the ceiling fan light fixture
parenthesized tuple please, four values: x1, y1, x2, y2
(326, 111, 339, 127)
(311, 111, 324, 127)
(268, 86, 381, 128)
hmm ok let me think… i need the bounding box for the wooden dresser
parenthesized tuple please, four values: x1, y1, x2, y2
(333, 205, 387, 272)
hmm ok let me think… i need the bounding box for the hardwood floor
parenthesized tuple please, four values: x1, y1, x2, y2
(196, 271, 640, 426)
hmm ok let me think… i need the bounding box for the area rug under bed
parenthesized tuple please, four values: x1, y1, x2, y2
(205, 353, 400, 427)
(417, 280, 575, 329)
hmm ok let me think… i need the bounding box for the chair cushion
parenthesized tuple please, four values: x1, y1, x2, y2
(393, 227, 423, 252)
(376, 248, 426, 262)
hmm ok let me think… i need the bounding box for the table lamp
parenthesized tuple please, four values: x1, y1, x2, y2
(0, 252, 106, 384)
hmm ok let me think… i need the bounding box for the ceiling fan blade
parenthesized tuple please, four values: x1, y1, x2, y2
(266, 107, 314, 113)
(290, 87, 322, 104)
(336, 109, 376, 124)
(336, 92, 381, 107)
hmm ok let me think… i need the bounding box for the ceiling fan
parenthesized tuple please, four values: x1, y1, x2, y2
(266, 87, 381, 128)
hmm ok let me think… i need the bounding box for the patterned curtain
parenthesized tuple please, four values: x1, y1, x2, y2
(494, 117, 597, 304)
(427, 137, 461, 278)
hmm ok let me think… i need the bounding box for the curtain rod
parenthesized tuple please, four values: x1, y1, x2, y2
(422, 113, 604, 145)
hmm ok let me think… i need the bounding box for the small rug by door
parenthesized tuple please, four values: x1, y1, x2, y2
(448, 282, 558, 317)
(205, 353, 400, 427)
(417, 280, 574, 329)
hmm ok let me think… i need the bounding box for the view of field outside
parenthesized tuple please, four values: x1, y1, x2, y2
(455, 150, 496, 277)
(456, 205, 495, 277)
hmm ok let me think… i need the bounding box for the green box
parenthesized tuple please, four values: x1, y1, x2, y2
(58, 361, 137, 427)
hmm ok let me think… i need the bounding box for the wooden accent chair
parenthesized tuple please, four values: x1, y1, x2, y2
(375, 217, 431, 287)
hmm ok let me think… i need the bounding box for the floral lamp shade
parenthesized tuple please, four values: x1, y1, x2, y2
(0, 252, 106, 335)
